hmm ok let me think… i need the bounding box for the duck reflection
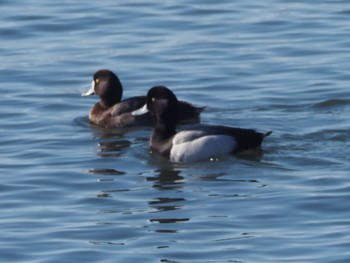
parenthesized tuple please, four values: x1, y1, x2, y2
(146, 168, 185, 191)
(147, 169, 190, 233)
(149, 197, 185, 212)
(87, 168, 127, 198)
(87, 168, 126, 176)
(97, 139, 131, 158)
(89, 125, 136, 158)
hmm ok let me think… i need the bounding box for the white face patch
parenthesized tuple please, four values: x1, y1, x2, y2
(170, 134, 237, 163)
(81, 80, 96, 96)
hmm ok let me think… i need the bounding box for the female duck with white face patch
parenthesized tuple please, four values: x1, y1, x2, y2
(133, 86, 272, 163)
(82, 69, 204, 128)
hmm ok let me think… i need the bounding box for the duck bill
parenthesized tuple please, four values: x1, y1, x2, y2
(132, 104, 149, 116)
(81, 80, 95, 96)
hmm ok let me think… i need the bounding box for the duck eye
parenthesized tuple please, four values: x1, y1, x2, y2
(151, 97, 156, 103)
(95, 78, 100, 84)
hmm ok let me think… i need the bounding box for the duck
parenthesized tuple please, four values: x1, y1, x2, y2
(82, 69, 204, 128)
(132, 86, 272, 163)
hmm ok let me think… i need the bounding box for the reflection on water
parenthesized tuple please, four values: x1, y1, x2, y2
(149, 218, 190, 224)
(311, 98, 350, 109)
(89, 240, 125, 246)
(86, 166, 191, 234)
(4, 0, 350, 261)
(147, 169, 190, 233)
(84, 124, 135, 158)
(149, 197, 185, 212)
(88, 168, 126, 176)
(97, 139, 132, 158)
(146, 169, 185, 190)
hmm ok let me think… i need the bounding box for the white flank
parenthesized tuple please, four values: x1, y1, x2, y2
(170, 134, 236, 163)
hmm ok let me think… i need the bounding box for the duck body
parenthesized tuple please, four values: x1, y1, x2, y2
(82, 69, 203, 128)
(152, 124, 271, 163)
(133, 86, 271, 163)
(88, 95, 151, 128)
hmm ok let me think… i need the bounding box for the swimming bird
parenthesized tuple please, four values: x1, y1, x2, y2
(82, 69, 203, 128)
(133, 86, 271, 163)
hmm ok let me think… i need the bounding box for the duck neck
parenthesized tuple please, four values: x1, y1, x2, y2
(99, 90, 122, 108)
(155, 117, 176, 140)
(99, 100, 112, 109)
(99, 82, 123, 108)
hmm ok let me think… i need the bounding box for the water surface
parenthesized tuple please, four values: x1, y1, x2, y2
(1, 0, 350, 262)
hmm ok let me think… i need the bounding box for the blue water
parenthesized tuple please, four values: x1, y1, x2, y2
(1, 0, 350, 262)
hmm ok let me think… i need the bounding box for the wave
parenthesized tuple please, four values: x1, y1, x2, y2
(312, 99, 350, 109)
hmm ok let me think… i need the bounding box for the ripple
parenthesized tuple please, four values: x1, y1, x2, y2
(87, 168, 126, 176)
(312, 99, 350, 109)
(2, 0, 350, 262)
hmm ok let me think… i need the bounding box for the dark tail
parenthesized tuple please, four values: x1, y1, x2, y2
(195, 106, 206, 117)
(262, 130, 272, 138)
(178, 103, 205, 123)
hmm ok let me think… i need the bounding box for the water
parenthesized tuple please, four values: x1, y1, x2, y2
(1, 0, 350, 262)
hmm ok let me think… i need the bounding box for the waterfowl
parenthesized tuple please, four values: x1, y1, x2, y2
(82, 69, 203, 128)
(133, 86, 271, 163)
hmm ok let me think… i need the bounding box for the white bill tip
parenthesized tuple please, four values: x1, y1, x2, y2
(81, 80, 95, 96)
(132, 104, 149, 116)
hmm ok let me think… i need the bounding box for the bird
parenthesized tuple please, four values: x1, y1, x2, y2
(132, 86, 272, 163)
(82, 69, 204, 128)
